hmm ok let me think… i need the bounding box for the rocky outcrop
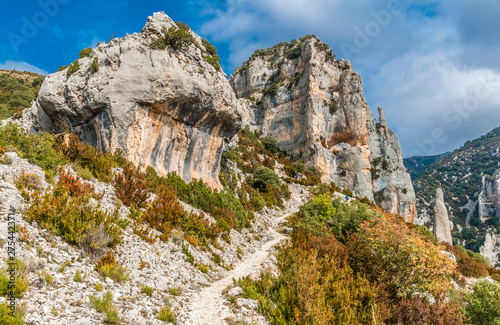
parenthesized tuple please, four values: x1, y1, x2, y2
(434, 188, 453, 244)
(32, 12, 242, 189)
(230, 38, 416, 222)
(480, 233, 499, 266)
(478, 171, 500, 222)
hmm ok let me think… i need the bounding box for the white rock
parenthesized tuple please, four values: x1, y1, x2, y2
(227, 286, 243, 297)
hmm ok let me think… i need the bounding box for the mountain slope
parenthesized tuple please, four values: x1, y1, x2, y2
(414, 126, 500, 265)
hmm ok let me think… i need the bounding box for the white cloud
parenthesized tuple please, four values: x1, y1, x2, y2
(0, 60, 48, 75)
(200, 0, 500, 156)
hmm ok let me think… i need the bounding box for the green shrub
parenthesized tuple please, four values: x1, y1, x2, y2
(25, 178, 122, 249)
(67, 60, 80, 76)
(201, 38, 221, 70)
(263, 137, 278, 153)
(182, 244, 194, 265)
(293, 159, 305, 173)
(154, 26, 194, 51)
(89, 290, 120, 324)
(158, 306, 176, 323)
(79, 47, 93, 58)
(95, 251, 128, 282)
(168, 287, 182, 296)
(0, 73, 44, 119)
(55, 133, 122, 183)
(90, 57, 99, 72)
(73, 269, 82, 282)
(203, 55, 220, 71)
(253, 167, 281, 192)
(284, 46, 302, 60)
(141, 285, 154, 296)
(327, 199, 377, 239)
(0, 302, 24, 325)
(57, 65, 68, 71)
(0, 259, 29, 298)
(0, 123, 64, 180)
(463, 280, 500, 324)
(262, 82, 278, 97)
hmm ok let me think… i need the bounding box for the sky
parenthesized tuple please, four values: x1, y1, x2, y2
(1, 0, 499, 157)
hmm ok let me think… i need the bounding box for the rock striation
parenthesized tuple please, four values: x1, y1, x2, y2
(230, 38, 416, 222)
(433, 188, 453, 244)
(32, 12, 242, 189)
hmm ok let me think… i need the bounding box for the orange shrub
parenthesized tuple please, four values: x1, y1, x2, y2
(141, 185, 182, 241)
(443, 243, 489, 279)
(113, 163, 150, 208)
(359, 215, 456, 299)
(58, 167, 94, 197)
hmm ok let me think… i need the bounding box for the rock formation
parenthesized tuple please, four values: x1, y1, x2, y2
(480, 232, 499, 266)
(478, 171, 500, 222)
(230, 38, 416, 222)
(433, 188, 453, 244)
(32, 12, 242, 189)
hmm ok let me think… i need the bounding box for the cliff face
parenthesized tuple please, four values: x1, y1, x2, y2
(478, 172, 500, 222)
(230, 38, 415, 222)
(33, 12, 242, 189)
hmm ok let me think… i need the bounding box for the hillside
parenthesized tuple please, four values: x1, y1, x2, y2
(403, 152, 450, 180)
(1, 11, 500, 325)
(414, 126, 500, 263)
(0, 71, 44, 120)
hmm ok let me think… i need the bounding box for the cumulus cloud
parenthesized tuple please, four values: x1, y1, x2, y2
(199, 0, 500, 156)
(0, 60, 47, 75)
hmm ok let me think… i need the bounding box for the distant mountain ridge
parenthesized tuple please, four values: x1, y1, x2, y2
(404, 152, 450, 180)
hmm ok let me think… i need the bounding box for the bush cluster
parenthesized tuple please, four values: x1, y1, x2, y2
(25, 169, 122, 254)
(237, 193, 464, 325)
(90, 57, 99, 72)
(152, 25, 194, 51)
(262, 82, 278, 97)
(202, 38, 221, 71)
(95, 250, 128, 282)
(89, 290, 120, 324)
(67, 60, 80, 76)
(113, 163, 150, 208)
(0, 259, 29, 299)
(79, 47, 92, 58)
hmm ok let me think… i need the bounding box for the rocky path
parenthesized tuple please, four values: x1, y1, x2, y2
(183, 231, 285, 324)
(182, 183, 309, 325)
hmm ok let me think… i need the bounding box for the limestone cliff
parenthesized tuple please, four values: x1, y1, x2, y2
(32, 12, 242, 188)
(478, 171, 500, 222)
(480, 233, 500, 266)
(230, 37, 416, 222)
(434, 188, 453, 244)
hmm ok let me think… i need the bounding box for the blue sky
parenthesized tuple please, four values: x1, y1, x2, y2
(1, 0, 499, 157)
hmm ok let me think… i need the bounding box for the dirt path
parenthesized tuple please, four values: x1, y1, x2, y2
(182, 183, 308, 325)
(183, 230, 285, 325)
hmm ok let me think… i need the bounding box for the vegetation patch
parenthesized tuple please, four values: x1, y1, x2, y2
(0, 73, 44, 119)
